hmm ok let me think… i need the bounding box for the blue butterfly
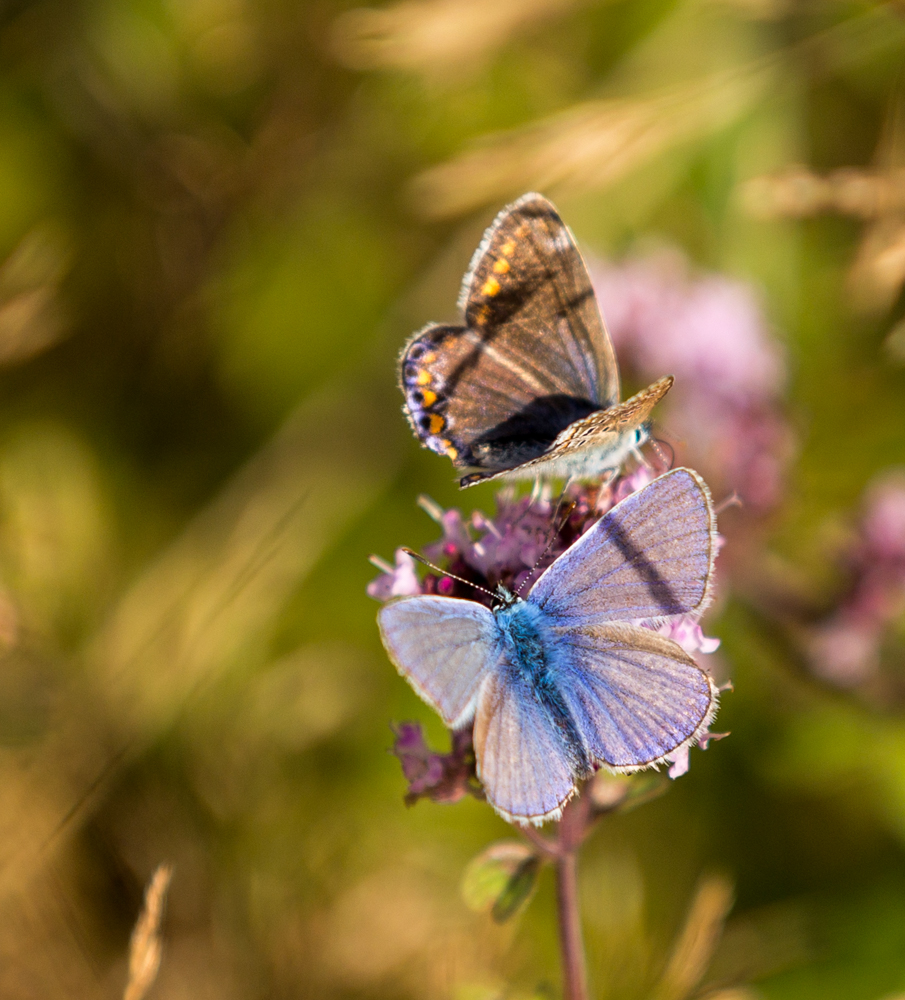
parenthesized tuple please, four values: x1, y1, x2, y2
(377, 468, 719, 825)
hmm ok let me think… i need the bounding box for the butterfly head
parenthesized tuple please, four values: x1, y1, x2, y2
(493, 583, 522, 611)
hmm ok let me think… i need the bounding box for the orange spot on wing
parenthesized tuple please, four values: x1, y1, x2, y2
(422, 351, 436, 364)
(481, 277, 500, 297)
(415, 370, 431, 386)
(501, 240, 516, 255)
(493, 258, 510, 274)
(421, 389, 437, 406)
(429, 414, 445, 434)
(475, 305, 491, 326)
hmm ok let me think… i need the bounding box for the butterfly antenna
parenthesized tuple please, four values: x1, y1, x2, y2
(515, 495, 577, 596)
(401, 548, 498, 601)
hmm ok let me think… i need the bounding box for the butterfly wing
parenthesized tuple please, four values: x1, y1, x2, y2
(554, 622, 717, 769)
(399, 193, 618, 474)
(530, 468, 717, 626)
(473, 664, 580, 825)
(377, 596, 498, 728)
(459, 376, 674, 487)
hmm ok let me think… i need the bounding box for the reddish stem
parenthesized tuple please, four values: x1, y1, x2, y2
(556, 847, 588, 1000)
(554, 796, 591, 1000)
(519, 794, 593, 998)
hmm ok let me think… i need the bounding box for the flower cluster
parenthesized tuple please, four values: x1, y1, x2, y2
(808, 471, 905, 687)
(591, 252, 793, 513)
(391, 723, 482, 806)
(370, 469, 723, 804)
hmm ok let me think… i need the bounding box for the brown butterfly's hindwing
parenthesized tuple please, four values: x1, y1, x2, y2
(459, 376, 674, 487)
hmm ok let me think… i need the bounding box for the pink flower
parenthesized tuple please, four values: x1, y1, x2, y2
(862, 474, 905, 563)
(653, 616, 721, 656)
(807, 470, 905, 687)
(392, 723, 481, 805)
(366, 548, 421, 600)
(591, 252, 793, 513)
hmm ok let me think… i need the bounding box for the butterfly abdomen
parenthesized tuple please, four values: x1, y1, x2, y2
(495, 601, 591, 775)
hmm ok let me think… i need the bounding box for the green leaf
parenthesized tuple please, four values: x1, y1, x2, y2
(461, 841, 542, 923)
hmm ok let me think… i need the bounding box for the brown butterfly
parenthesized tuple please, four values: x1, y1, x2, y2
(399, 193, 672, 487)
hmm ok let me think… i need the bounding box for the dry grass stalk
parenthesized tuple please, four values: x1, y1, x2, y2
(123, 864, 173, 1000)
(331, 0, 587, 75)
(741, 166, 905, 220)
(883, 316, 905, 364)
(409, 62, 772, 218)
(654, 874, 735, 1000)
(405, 4, 905, 218)
(847, 216, 905, 311)
(0, 228, 70, 367)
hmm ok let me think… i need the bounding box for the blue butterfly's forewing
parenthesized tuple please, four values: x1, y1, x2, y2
(530, 468, 717, 627)
(377, 597, 498, 728)
(552, 622, 716, 769)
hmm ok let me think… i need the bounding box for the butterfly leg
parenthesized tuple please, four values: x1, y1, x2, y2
(548, 477, 574, 526)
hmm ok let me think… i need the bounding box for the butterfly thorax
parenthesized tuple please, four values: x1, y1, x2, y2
(498, 419, 649, 482)
(493, 597, 559, 696)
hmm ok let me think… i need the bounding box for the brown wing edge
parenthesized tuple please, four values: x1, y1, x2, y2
(397, 322, 474, 466)
(456, 192, 554, 316)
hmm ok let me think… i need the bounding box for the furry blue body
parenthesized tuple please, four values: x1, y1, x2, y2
(494, 595, 590, 775)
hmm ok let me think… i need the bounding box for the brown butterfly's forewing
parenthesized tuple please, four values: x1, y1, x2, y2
(399, 193, 670, 485)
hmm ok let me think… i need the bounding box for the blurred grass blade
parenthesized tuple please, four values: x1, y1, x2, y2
(0, 382, 399, 897)
(462, 841, 541, 923)
(884, 316, 905, 365)
(88, 382, 398, 735)
(696, 990, 760, 1000)
(654, 875, 735, 1000)
(124, 863, 172, 1000)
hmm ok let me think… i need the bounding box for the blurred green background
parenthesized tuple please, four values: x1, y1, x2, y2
(1, 0, 905, 997)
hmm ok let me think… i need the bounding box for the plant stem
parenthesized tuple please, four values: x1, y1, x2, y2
(555, 802, 589, 1000)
